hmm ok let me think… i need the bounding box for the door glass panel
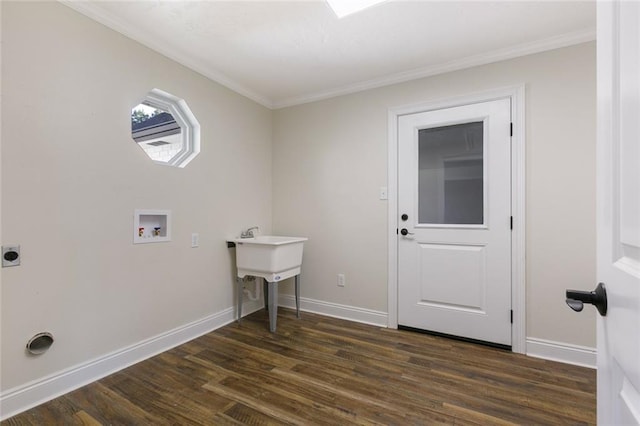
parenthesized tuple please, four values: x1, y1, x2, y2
(418, 121, 484, 225)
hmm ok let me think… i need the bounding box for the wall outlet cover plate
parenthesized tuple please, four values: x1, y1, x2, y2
(2, 245, 21, 267)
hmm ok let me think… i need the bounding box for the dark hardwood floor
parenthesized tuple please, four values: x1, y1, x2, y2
(3, 309, 596, 425)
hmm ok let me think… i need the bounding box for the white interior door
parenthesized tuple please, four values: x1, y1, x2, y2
(597, 1, 640, 424)
(397, 98, 512, 347)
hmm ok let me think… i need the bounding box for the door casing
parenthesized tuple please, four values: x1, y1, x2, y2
(387, 86, 526, 354)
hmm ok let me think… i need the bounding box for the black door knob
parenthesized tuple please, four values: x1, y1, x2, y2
(566, 282, 607, 316)
(400, 228, 414, 236)
(401, 214, 409, 221)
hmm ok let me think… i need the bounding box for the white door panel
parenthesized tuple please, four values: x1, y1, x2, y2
(417, 242, 486, 312)
(398, 99, 512, 346)
(597, 1, 640, 424)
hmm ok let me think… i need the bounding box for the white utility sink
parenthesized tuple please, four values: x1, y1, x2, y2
(232, 236, 308, 282)
(231, 235, 308, 332)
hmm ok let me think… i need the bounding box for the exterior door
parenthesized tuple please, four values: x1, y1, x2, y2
(397, 98, 512, 346)
(597, 1, 640, 423)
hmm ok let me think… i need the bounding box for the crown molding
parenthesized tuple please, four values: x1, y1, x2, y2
(272, 28, 596, 109)
(58, 1, 594, 111)
(59, 1, 275, 109)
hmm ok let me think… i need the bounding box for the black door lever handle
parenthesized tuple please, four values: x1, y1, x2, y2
(566, 298, 585, 312)
(566, 282, 607, 316)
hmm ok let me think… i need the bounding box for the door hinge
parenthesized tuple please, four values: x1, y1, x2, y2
(510, 122, 513, 137)
(510, 310, 513, 323)
(510, 216, 513, 230)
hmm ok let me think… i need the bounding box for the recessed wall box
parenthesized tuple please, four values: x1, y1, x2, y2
(134, 210, 171, 244)
(2, 245, 20, 267)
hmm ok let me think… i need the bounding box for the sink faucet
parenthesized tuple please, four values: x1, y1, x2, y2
(241, 226, 259, 238)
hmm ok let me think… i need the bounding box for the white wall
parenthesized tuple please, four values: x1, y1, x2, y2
(273, 42, 597, 348)
(1, 1, 272, 395)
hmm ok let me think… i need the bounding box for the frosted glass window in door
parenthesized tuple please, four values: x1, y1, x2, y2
(418, 122, 484, 225)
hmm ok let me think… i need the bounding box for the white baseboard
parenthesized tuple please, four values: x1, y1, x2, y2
(278, 294, 388, 327)
(0, 300, 263, 421)
(526, 337, 596, 369)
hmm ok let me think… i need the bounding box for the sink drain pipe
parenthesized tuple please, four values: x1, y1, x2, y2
(243, 277, 261, 301)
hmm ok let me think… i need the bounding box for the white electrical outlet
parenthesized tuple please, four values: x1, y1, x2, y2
(337, 273, 345, 287)
(191, 233, 199, 248)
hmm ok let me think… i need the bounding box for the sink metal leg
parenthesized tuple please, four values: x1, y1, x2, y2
(295, 274, 301, 318)
(268, 281, 278, 332)
(263, 278, 268, 311)
(236, 277, 243, 323)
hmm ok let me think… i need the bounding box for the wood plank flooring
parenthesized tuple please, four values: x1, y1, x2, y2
(3, 309, 596, 425)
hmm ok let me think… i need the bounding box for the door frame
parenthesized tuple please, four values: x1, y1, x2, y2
(387, 86, 526, 354)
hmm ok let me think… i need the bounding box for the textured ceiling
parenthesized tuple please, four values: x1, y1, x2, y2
(62, 1, 596, 108)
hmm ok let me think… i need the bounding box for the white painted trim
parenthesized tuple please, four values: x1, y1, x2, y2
(139, 88, 201, 168)
(0, 0, 3, 309)
(58, 1, 273, 109)
(273, 30, 594, 109)
(511, 86, 527, 354)
(387, 110, 399, 329)
(57, 0, 593, 110)
(0, 301, 262, 421)
(526, 338, 597, 369)
(278, 294, 388, 327)
(387, 86, 526, 353)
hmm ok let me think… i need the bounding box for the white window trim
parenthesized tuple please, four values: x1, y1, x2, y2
(136, 88, 201, 168)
